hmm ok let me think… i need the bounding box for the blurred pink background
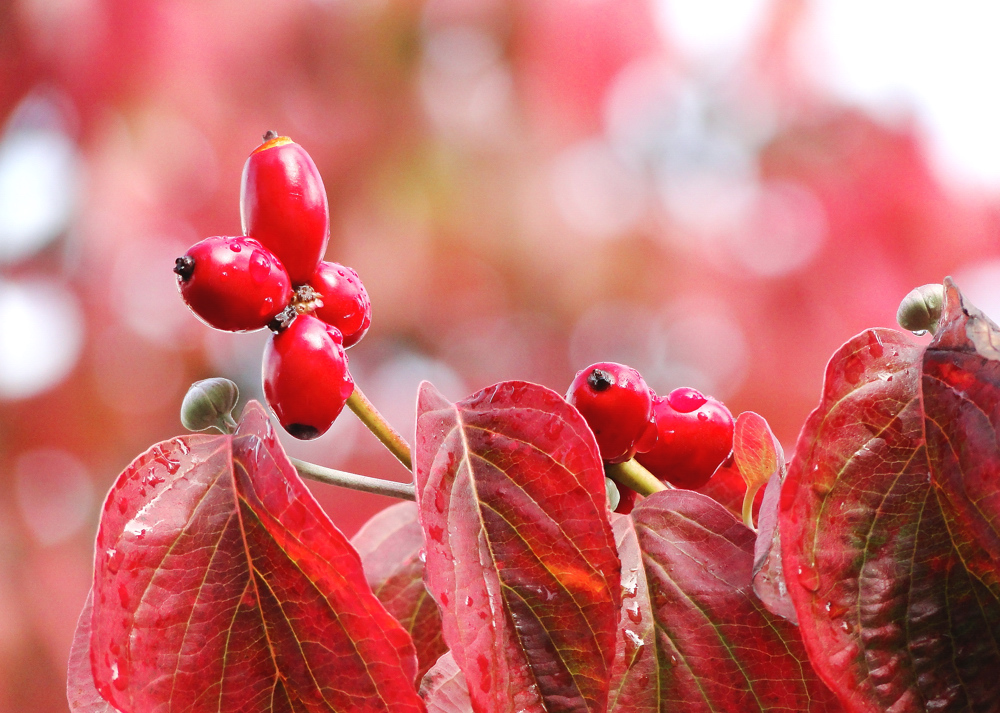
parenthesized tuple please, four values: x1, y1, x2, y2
(2, 0, 999, 709)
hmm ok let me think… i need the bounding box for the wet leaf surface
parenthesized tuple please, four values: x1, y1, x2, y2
(923, 278, 1000, 597)
(420, 652, 473, 713)
(610, 490, 840, 712)
(415, 380, 621, 713)
(352, 501, 447, 681)
(780, 325, 1000, 712)
(89, 402, 423, 713)
(67, 590, 119, 713)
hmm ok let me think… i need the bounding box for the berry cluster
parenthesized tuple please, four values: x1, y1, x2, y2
(566, 362, 734, 513)
(174, 132, 371, 439)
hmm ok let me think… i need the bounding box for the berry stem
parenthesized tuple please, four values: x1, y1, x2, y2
(742, 482, 762, 531)
(347, 383, 414, 472)
(292, 458, 415, 501)
(606, 458, 668, 497)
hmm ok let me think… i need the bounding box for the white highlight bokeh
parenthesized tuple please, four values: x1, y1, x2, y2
(0, 277, 85, 400)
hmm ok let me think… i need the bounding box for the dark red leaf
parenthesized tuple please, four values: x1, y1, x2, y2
(609, 491, 840, 712)
(351, 501, 448, 681)
(67, 590, 119, 713)
(923, 278, 1000, 596)
(414, 380, 621, 713)
(695, 459, 764, 520)
(88, 401, 423, 713)
(780, 326, 1000, 712)
(420, 652, 473, 713)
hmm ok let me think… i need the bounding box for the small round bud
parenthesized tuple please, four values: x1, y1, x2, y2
(897, 283, 944, 335)
(180, 378, 240, 433)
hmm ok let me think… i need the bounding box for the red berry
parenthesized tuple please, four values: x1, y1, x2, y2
(307, 262, 372, 348)
(262, 314, 354, 440)
(635, 387, 734, 489)
(240, 133, 329, 285)
(566, 362, 656, 463)
(173, 236, 292, 332)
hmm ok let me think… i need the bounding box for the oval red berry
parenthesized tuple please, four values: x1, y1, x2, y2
(566, 362, 654, 464)
(240, 135, 330, 285)
(262, 315, 355, 439)
(174, 236, 292, 332)
(636, 389, 734, 489)
(307, 262, 372, 348)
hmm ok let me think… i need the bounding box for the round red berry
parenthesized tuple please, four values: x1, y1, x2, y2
(173, 236, 292, 332)
(240, 133, 329, 285)
(611, 481, 638, 515)
(262, 314, 354, 440)
(635, 387, 734, 489)
(307, 262, 372, 348)
(566, 362, 656, 464)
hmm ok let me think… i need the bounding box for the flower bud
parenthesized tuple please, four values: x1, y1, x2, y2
(896, 283, 944, 335)
(180, 378, 240, 433)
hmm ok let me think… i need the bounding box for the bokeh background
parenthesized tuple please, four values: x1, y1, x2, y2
(2, 0, 1000, 709)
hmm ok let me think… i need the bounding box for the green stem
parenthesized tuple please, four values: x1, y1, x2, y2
(606, 459, 668, 497)
(292, 458, 415, 501)
(742, 482, 763, 531)
(347, 384, 413, 472)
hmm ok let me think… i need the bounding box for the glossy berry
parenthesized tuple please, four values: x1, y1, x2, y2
(262, 314, 354, 440)
(635, 387, 734, 489)
(307, 262, 372, 348)
(174, 236, 292, 332)
(566, 362, 656, 464)
(240, 132, 330, 285)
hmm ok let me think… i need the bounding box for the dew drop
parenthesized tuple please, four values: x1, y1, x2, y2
(811, 481, 832, 497)
(465, 596, 474, 607)
(623, 629, 645, 657)
(418, 548, 426, 563)
(117, 583, 130, 607)
(110, 660, 129, 691)
(697, 411, 708, 422)
(669, 655, 678, 666)
(229, 242, 242, 252)
(825, 601, 832, 612)
(434, 489, 446, 513)
(439, 592, 449, 606)
(797, 563, 820, 592)
(911, 330, 928, 337)
(626, 602, 642, 624)
(117, 497, 128, 514)
(249, 250, 271, 283)
(106, 548, 124, 574)
(841, 620, 852, 633)
(428, 525, 444, 543)
(260, 296, 274, 316)
(667, 387, 706, 413)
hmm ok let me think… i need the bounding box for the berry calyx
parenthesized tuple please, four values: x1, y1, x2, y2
(174, 236, 292, 332)
(307, 262, 372, 348)
(240, 134, 330, 285)
(566, 362, 656, 463)
(635, 387, 734, 489)
(262, 314, 354, 440)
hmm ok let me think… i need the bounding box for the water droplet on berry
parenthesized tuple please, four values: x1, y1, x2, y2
(229, 242, 242, 252)
(667, 387, 707, 413)
(697, 411, 708, 422)
(249, 250, 271, 283)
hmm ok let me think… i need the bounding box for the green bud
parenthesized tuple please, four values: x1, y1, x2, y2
(896, 283, 944, 335)
(180, 378, 239, 433)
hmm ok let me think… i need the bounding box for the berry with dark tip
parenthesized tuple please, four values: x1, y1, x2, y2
(635, 387, 734, 489)
(240, 134, 330, 285)
(566, 362, 656, 463)
(307, 262, 372, 348)
(174, 236, 292, 332)
(262, 314, 354, 439)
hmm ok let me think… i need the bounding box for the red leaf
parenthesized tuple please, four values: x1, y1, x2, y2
(352, 501, 448, 681)
(609, 491, 840, 712)
(414, 380, 621, 713)
(923, 278, 1000, 595)
(733, 411, 784, 492)
(750, 472, 796, 623)
(420, 652, 473, 713)
(780, 326, 1000, 712)
(67, 590, 120, 713)
(88, 401, 424, 713)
